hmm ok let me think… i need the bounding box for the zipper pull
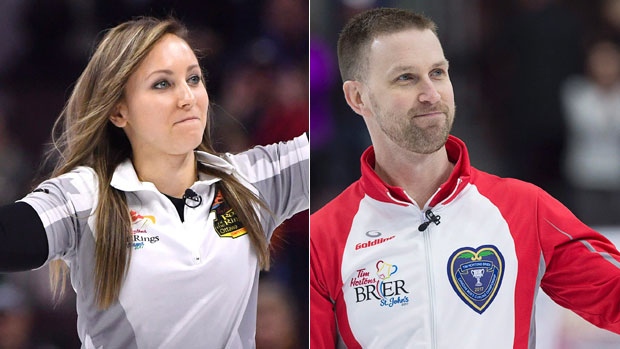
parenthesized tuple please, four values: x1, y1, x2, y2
(418, 209, 441, 231)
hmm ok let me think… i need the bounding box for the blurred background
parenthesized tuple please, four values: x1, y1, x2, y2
(0, 0, 308, 348)
(311, 0, 620, 348)
(5, 0, 620, 346)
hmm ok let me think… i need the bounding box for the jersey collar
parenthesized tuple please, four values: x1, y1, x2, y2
(359, 135, 471, 207)
(110, 151, 233, 192)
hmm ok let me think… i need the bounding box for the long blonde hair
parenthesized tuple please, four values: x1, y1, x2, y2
(47, 17, 270, 309)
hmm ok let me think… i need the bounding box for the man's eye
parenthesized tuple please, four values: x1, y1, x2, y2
(431, 69, 446, 78)
(154, 80, 170, 89)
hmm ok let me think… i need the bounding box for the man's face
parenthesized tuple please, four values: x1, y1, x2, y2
(361, 28, 455, 154)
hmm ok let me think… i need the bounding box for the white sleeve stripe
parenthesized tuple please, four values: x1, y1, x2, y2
(233, 135, 309, 183)
(580, 240, 620, 269)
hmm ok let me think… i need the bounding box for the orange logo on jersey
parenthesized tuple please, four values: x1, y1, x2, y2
(128, 210, 160, 250)
(130, 210, 156, 229)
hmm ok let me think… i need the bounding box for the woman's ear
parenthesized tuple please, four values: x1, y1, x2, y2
(109, 103, 127, 128)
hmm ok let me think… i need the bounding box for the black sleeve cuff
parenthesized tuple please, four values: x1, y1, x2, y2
(0, 201, 49, 272)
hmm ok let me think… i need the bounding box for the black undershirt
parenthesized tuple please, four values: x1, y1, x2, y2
(164, 194, 185, 222)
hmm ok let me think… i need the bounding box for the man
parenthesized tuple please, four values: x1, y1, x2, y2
(310, 7, 620, 348)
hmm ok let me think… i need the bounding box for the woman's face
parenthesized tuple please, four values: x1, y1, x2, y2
(111, 34, 209, 158)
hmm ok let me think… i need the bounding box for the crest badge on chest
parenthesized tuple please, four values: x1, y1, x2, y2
(209, 185, 248, 239)
(447, 245, 505, 314)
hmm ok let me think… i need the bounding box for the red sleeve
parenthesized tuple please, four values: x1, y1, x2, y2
(310, 182, 365, 349)
(310, 235, 338, 349)
(537, 188, 620, 333)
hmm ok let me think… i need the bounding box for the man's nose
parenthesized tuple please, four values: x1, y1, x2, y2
(418, 79, 441, 104)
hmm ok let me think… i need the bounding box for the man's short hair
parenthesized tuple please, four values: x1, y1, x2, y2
(337, 8, 437, 82)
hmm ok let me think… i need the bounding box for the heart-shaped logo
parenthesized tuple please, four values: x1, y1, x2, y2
(447, 245, 505, 314)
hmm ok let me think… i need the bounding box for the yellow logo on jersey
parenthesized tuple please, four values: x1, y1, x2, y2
(210, 187, 247, 238)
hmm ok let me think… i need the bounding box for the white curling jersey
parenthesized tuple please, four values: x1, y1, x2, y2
(21, 135, 309, 349)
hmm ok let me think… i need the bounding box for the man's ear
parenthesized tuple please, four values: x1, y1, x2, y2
(109, 103, 127, 128)
(343, 80, 370, 117)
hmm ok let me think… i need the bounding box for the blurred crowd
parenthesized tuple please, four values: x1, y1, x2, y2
(0, 0, 308, 348)
(311, 0, 620, 230)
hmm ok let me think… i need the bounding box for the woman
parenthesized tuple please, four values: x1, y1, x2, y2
(0, 17, 309, 348)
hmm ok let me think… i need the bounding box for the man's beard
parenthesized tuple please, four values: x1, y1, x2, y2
(374, 101, 455, 154)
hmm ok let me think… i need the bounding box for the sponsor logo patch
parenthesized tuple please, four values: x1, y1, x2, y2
(355, 235, 395, 250)
(447, 245, 504, 314)
(129, 210, 160, 250)
(210, 186, 247, 238)
(351, 260, 410, 307)
(130, 210, 156, 229)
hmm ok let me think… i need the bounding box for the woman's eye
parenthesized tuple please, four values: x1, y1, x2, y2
(154, 80, 170, 89)
(188, 75, 201, 85)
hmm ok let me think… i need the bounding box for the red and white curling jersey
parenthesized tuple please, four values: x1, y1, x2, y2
(310, 135, 620, 349)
